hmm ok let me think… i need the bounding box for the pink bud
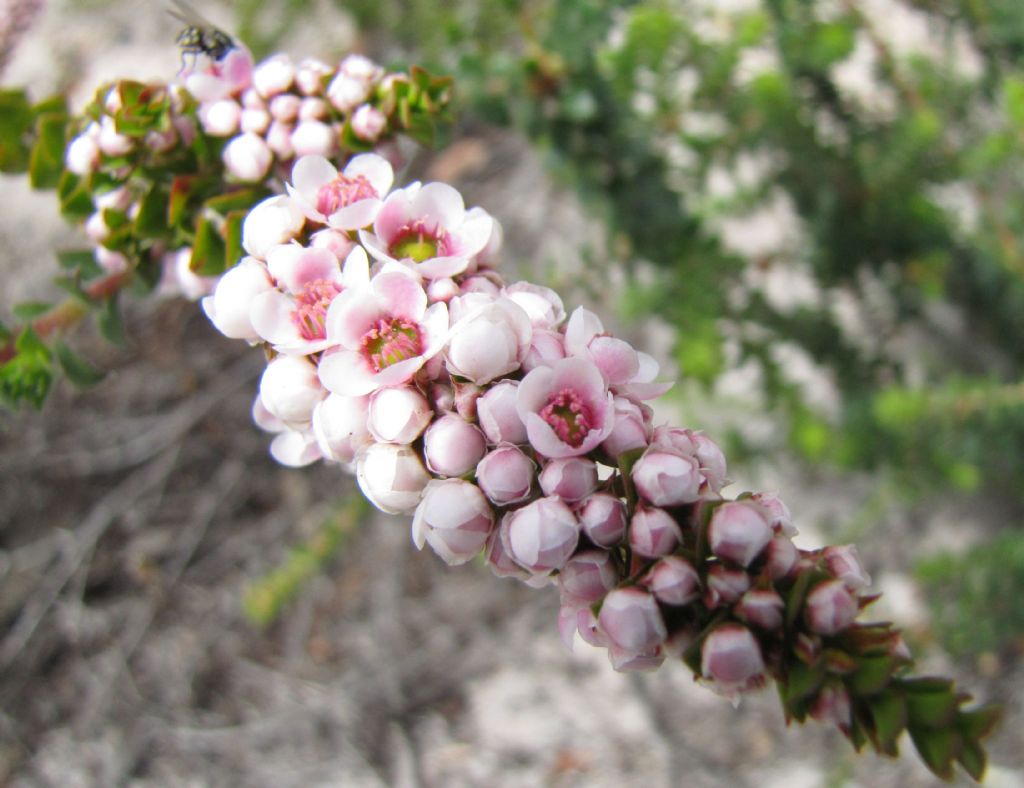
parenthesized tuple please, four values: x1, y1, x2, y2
(327, 72, 371, 112)
(502, 281, 566, 328)
(475, 445, 535, 506)
(427, 277, 460, 303)
(199, 98, 241, 136)
(296, 58, 331, 95)
(429, 382, 454, 414)
(453, 380, 481, 421)
(484, 525, 529, 580)
(704, 564, 751, 608)
(97, 117, 132, 156)
(291, 120, 336, 157)
(265, 120, 294, 159)
(356, 442, 430, 514)
(146, 128, 179, 153)
(242, 195, 305, 259)
(241, 107, 270, 134)
(749, 491, 796, 536)
(608, 646, 665, 673)
(805, 579, 858, 636)
(253, 53, 296, 98)
(312, 393, 370, 463)
(539, 457, 598, 504)
(270, 93, 301, 122)
(601, 396, 652, 459)
(476, 380, 527, 445)
(259, 355, 323, 427)
(810, 684, 852, 733)
(629, 505, 682, 559)
(423, 414, 487, 477)
(299, 97, 329, 121)
(579, 494, 628, 547)
(736, 589, 785, 631)
(309, 228, 355, 260)
(823, 545, 871, 591)
(65, 134, 100, 175)
(223, 132, 273, 182)
(351, 104, 387, 141)
(367, 386, 432, 444)
(575, 606, 607, 647)
(644, 556, 700, 606)
(700, 624, 765, 694)
(95, 247, 128, 275)
(597, 587, 667, 655)
(521, 328, 566, 372)
(708, 501, 773, 567)
(559, 550, 618, 607)
(766, 535, 799, 580)
(503, 496, 579, 574)
(632, 447, 702, 507)
(411, 479, 494, 565)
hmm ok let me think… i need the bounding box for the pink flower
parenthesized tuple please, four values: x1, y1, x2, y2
(181, 46, 255, 102)
(422, 414, 487, 477)
(223, 132, 273, 181)
(412, 479, 495, 565)
(631, 446, 702, 507)
(708, 501, 773, 567)
(700, 624, 765, 695)
(736, 589, 785, 631)
(202, 257, 274, 341)
(823, 545, 871, 591)
(319, 259, 448, 396)
(650, 426, 728, 495)
(351, 104, 387, 141)
(311, 393, 370, 464)
(259, 354, 324, 429)
(578, 494, 628, 548)
(242, 195, 305, 259)
(367, 386, 432, 444)
(476, 380, 528, 445)
(539, 457, 598, 503)
(565, 307, 671, 397)
(359, 181, 494, 279)
(475, 445, 535, 506)
(704, 564, 751, 608)
(521, 328, 566, 372)
(516, 357, 615, 459)
(805, 580, 859, 636)
(766, 534, 799, 580)
(749, 491, 796, 536)
(643, 556, 700, 606)
(445, 297, 532, 384)
(288, 153, 393, 231)
(250, 244, 357, 355)
(252, 53, 296, 98)
(503, 496, 580, 575)
(629, 505, 683, 559)
(559, 550, 618, 607)
(597, 587, 667, 656)
(502, 282, 565, 328)
(356, 442, 430, 514)
(600, 396, 653, 459)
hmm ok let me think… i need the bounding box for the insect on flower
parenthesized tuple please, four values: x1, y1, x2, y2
(168, 0, 236, 68)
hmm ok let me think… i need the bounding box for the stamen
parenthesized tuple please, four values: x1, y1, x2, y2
(316, 173, 378, 216)
(540, 388, 593, 447)
(291, 279, 342, 341)
(360, 317, 423, 371)
(388, 219, 453, 262)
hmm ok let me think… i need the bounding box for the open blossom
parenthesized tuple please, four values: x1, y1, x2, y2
(516, 357, 615, 459)
(318, 256, 448, 396)
(180, 46, 255, 102)
(360, 181, 494, 279)
(287, 153, 393, 231)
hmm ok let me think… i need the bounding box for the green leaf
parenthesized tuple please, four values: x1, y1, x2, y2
(223, 209, 247, 271)
(57, 172, 94, 221)
(904, 687, 958, 730)
(203, 186, 268, 217)
(780, 660, 826, 720)
(133, 185, 170, 237)
(54, 340, 105, 386)
(0, 88, 33, 172)
(867, 691, 907, 755)
(190, 215, 226, 276)
(28, 112, 69, 189)
(96, 296, 125, 346)
(957, 739, 987, 782)
(847, 655, 895, 696)
(907, 727, 958, 781)
(57, 249, 99, 272)
(12, 302, 52, 321)
(0, 327, 54, 408)
(956, 706, 1003, 741)
(168, 175, 201, 228)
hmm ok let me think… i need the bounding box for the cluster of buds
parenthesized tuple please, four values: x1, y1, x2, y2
(60, 41, 451, 302)
(200, 149, 999, 783)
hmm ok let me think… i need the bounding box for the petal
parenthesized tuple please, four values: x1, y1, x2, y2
(372, 270, 427, 321)
(634, 351, 660, 383)
(451, 210, 493, 258)
(327, 198, 382, 231)
(343, 153, 394, 198)
(358, 229, 398, 266)
(550, 357, 608, 403)
(318, 348, 377, 396)
(589, 336, 640, 385)
(267, 244, 338, 293)
(291, 154, 337, 200)
(250, 289, 302, 346)
(565, 307, 603, 357)
(419, 301, 451, 358)
(415, 255, 469, 279)
(270, 430, 322, 467)
(412, 182, 464, 229)
(371, 356, 425, 388)
(525, 412, 579, 459)
(374, 190, 414, 243)
(324, 288, 385, 348)
(516, 365, 555, 420)
(341, 245, 371, 289)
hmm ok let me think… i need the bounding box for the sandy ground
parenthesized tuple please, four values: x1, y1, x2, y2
(1, 2, 1022, 786)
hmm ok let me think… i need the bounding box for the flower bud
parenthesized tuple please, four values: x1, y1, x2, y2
(269, 93, 301, 122)
(200, 98, 241, 136)
(632, 447, 702, 507)
(629, 505, 682, 559)
(241, 107, 270, 134)
(312, 393, 370, 463)
(296, 57, 331, 95)
(643, 556, 700, 606)
(608, 646, 665, 673)
(242, 195, 305, 259)
(578, 494, 628, 548)
(446, 298, 532, 385)
(412, 479, 494, 565)
(299, 97, 329, 120)
(805, 579, 858, 636)
(291, 120, 336, 158)
(97, 116, 132, 156)
(351, 104, 387, 141)
(327, 73, 371, 113)
(823, 545, 871, 591)
(484, 524, 529, 580)
(766, 534, 799, 580)
(259, 355, 323, 428)
(503, 282, 566, 328)
(704, 564, 751, 608)
(201, 257, 273, 341)
(708, 501, 773, 567)
(265, 120, 294, 159)
(503, 497, 579, 574)
(700, 624, 765, 694)
(735, 589, 785, 631)
(539, 457, 598, 504)
(367, 386, 432, 444)
(453, 380, 481, 422)
(65, 134, 100, 175)
(810, 684, 852, 733)
(95, 247, 128, 274)
(521, 328, 566, 372)
(559, 550, 618, 607)
(253, 53, 296, 98)
(597, 587, 667, 655)
(601, 396, 652, 459)
(356, 442, 430, 514)
(475, 445, 535, 506)
(223, 132, 273, 182)
(749, 491, 795, 536)
(476, 380, 527, 445)
(423, 414, 487, 477)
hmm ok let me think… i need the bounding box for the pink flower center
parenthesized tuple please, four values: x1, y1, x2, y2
(540, 388, 593, 448)
(389, 219, 454, 263)
(360, 317, 423, 372)
(292, 279, 342, 341)
(316, 173, 378, 217)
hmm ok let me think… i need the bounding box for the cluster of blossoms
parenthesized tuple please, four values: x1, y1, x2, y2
(62, 41, 432, 302)
(203, 148, 891, 722)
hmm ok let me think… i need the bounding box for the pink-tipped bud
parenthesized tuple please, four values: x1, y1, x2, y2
(749, 491, 796, 536)
(579, 493, 628, 548)
(503, 497, 579, 575)
(65, 134, 100, 175)
(766, 534, 799, 580)
(367, 386, 432, 444)
(241, 107, 271, 135)
(575, 606, 606, 648)
(484, 524, 528, 580)
(299, 97, 330, 121)
(559, 550, 618, 607)
(476, 380, 527, 445)
(411, 479, 494, 565)
(259, 355, 323, 428)
(597, 587, 667, 655)
(356, 442, 430, 515)
(223, 132, 273, 182)
(701, 624, 765, 694)
(708, 501, 773, 567)
(427, 277, 460, 303)
(270, 93, 301, 122)
(291, 120, 336, 158)
(629, 505, 682, 559)
(265, 120, 294, 159)
(632, 447, 702, 507)
(475, 445, 535, 506)
(736, 589, 785, 631)
(253, 54, 296, 98)
(810, 684, 852, 733)
(351, 104, 387, 141)
(805, 579, 859, 636)
(521, 328, 566, 372)
(601, 396, 652, 459)
(644, 556, 700, 606)
(97, 117, 133, 156)
(823, 545, 871, 591)
(423, 414, 487, 477)
(199, 98, 241, 136)
(453, 380, 481, 422)
(608, 645, 665, 673)
(310, 228, 356, 260)
(296, 58, 331, 95)
(704, 564, 751, 608)
(539, 457, 598, 504)
(312, 393, 370, 464)
(327, 72, 371, 113)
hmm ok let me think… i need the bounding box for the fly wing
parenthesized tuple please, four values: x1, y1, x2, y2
(167, 0, 219, 32)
